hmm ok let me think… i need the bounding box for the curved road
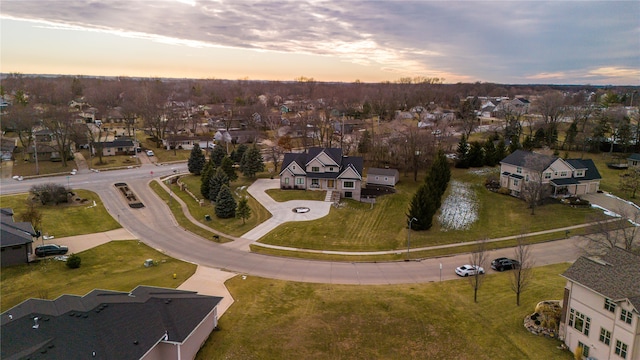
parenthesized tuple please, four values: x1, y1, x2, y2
(1, 164, 582, 284)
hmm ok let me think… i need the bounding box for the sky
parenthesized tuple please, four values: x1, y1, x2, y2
(1, 0, 639, 85)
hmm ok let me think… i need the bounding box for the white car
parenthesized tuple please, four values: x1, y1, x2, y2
(146, 150, 154, 156)
(455, 264, 485, 277)
(70, 169, 77, 175)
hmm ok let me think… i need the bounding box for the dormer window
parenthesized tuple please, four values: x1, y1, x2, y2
(575, 170, 584, 177)
(516, 167, 522, 174)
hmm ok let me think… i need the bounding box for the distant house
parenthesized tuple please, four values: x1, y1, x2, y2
(0, 208, 37, 266)
(279, 147, 363, 200)
(162, 135, 214, 150)
(627, 153, 640, 168)
(559, 248, 640, 360)
(0, 137, 17, 161)
(1, 286, 223, 360)
(97, 137, 136, 156)
(366, 168, 399, 187)
(500, 150, 601, 197)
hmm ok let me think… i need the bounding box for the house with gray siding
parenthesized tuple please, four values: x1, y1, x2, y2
(0, 208, 37, 266)
(366, 167, 399, 187)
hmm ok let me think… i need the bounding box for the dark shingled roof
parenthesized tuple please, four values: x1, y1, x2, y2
(628, 153, 640, 161)
(500, 149, 556, 169)
(565, 158, 602, 180)
(1, 286, 222, 360)
(367, 167, 399, 177)
(279, 148, 363, 179)
(0, 208, 36, 248)
(561, 247, 640, 311)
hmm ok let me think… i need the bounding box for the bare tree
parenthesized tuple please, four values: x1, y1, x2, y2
(510, 236, 534, 306)
(619, 168, 640, 199)
(521, 154, 552, 215)
(468, 239, 488, 303)
(41, 105, 74, 167)
(580, 205, 640, 255)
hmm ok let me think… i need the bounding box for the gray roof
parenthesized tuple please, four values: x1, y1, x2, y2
(500, 150, 556, 169)
(0, 208, 36, 248)
(100, 137, 135, 148)
(1, 286, 222, 360)
(628, 153, 640, 161)
(561, 247, 640, 311)
(280, 148, 363, 179)
(367, 167, 399, 177)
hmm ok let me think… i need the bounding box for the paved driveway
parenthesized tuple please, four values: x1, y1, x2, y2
(581, 192, 640, 220)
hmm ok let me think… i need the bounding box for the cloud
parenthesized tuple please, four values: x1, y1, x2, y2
(1, 0, 638, 84)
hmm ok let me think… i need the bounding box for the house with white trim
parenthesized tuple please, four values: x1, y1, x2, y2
(559, 247, 640, 360)
(279, 147, 363, 201)
(500, 150, 601, 198)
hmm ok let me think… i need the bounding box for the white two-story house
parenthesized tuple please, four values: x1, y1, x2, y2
(279, 147, 363, 201)
(559, 247, 640, 360)
(500, 150, 601, 198)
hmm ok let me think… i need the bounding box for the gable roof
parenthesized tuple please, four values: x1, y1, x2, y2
(500, 149, 556, 169)
(100, 137, 135, 148)
(279, 148, 363, 179)
(564, 158, 602, 180)
(367, 167, 399, 177)
(561, 247, 640, 311)
(628, 153, 640, 161)
(1, 286, 222, 359)
(0, 208, 36, 248)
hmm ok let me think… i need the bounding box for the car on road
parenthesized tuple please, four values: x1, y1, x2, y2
(455, 264, 484, 277)
(35, 244, 69, 257)
(146, 150, 154, 156)
(491, 257, 520, 271)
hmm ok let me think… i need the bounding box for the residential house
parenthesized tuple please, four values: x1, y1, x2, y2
(627, 153, 640, 168)
(1, 286, 223, 360)
(0, 137, 17, 161)
(279, 147, 363, 200)
(366, 167, 400, 187)
(0, 208, 37, 266)
(500, 150, 601, 197)
(98, 137, 137, 156)
(559, 248, 640, 360)
(162, 135, 215, 151)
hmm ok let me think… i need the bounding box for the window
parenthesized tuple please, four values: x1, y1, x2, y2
(513, 179, 519, 186)
(568, 309, 591, 335)
(384, 177, 388, 181)
(525, 174, 529, 182)
(311, 179, 319, 187)
(560, 171, 568, 177)
(615, 340, 628, 359)
(284, 178, 289, 184)
(620, 309, 633, 324)
(578, 341, 589, 357)
(311, 166, 319, 172)
(292, 165, 296, 170)
(343, 181, 354, 189)
(345, 191, 352, 198)
(605, 299, 617, 312)
(516, 166, 522, 174)
(576, 170, 584, 177)
(295, 178, 304, 185)
(599, 328, 611, 345)
(329, 167, 334, 171)
(544, 172, 552, 179)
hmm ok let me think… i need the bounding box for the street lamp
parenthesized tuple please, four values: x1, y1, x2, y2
(406, 217, 417, 261)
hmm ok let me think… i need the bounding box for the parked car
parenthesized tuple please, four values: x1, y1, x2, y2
(146, 150, 154, 156)
(491, 257, 520, 271)
(455, 264, 484, 277)
(35, 244, 69, 257)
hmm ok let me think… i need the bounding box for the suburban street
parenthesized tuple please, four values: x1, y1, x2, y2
(0, 163, 585, 284)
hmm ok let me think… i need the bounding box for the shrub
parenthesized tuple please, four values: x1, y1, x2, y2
(66, 254, 81, 269)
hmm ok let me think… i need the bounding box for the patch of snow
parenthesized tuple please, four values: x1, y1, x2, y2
(590, 204, 621, 218)
(438, 181, 478, 231)
(468, 168, 498, 176)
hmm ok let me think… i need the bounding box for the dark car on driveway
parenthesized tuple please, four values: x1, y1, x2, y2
(491, 257, 520, 271)
(35, 244, 69, 257)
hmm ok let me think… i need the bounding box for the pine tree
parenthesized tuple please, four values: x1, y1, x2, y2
(468, 141, 484, 167)
(406, 183, 436, 231)
(456, 134, 470, 168)
(483, 139, 497, 167)
(495, 139, 508, 162)
(187, 143, 206, 175)
(236, 197, 251, 224)
(221, 156, 238, 181)
(209, 168, 229, 202)
(428, 149, 451, 196)
(200, 160, 215, 200)
(215, 185, 236, 218)
(240, 145, 265, 178)
(231, 144, 248, 164)
(210, 145, 227, 167)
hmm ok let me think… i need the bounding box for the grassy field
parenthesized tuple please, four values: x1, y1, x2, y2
(266, 188, 327, 202)
(0, 240, 197, 312)
(258, 168, 603, 252)
(197, 263, 573, 360)
(6, 157, 78, 177)
(0, 190, 120, 238)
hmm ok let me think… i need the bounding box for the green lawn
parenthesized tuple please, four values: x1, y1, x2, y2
(7, 157, 78, 177)
(197, 263, 573, 360)
(265, 189, 327, 202)
(0, 190, 120, 237)
(259, 168, 603, 251)
(0, 240, 197, 312)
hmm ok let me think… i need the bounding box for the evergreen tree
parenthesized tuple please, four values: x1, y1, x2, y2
(240, 145, 265, 178)
(523, 135, 536, 151)
(236, 197, 251, 224)
(495, 139, 508, 163)
(483, 139, 497, 167)
(221, 156, 238, 181)
(428, 149, 451, 196)
(358, 129, 372, 154)
(215, 185, 236, 218)
(210, 145, 227, 167)
(209, 168, 229, 202)
(467, 141, 484, 168)
(200, 159, 215, 200)
(508, 135, 521, 154)
(231, 144, 248, 164)
(456, 134, 470, 168)
(187, 143, 206, 175)
(406, 183, 437, 231)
